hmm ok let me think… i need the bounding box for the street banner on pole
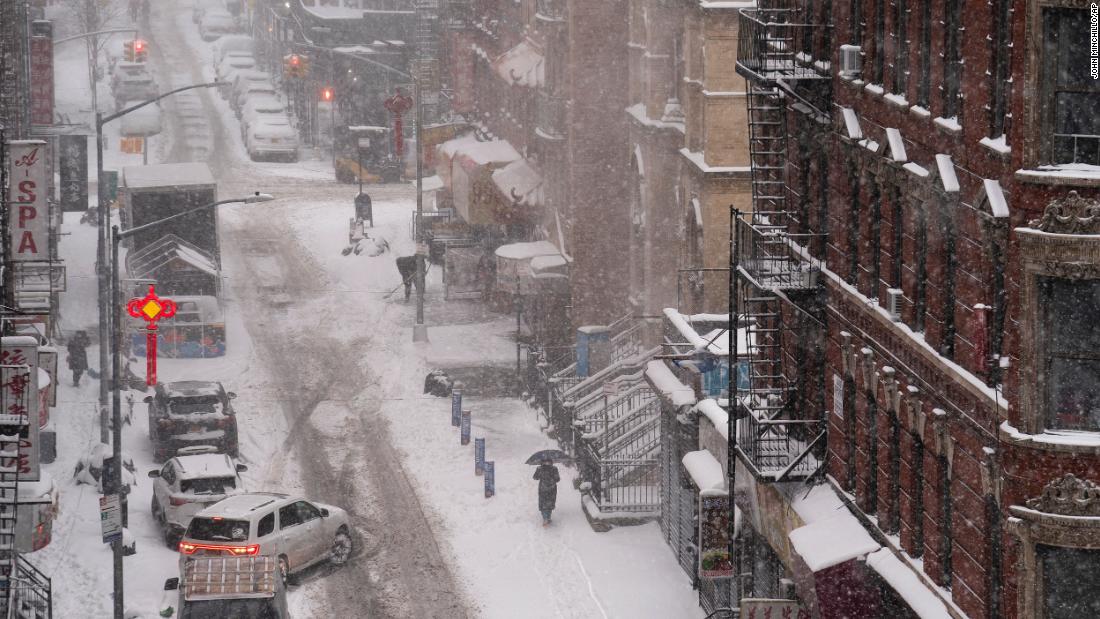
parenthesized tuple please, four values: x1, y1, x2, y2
(0, 336, 41, 481)
(6, 141, 50, 262)
(451, 388, 461, 427)
(99, 494, 123, 544)
(484, 461, 494, 498)
(59, 135, 89, 212)
(474, 438, 484, 475)
(699, 494, 733, 579)
(460, 410, 471, 445)
(28, 22, 54, 126)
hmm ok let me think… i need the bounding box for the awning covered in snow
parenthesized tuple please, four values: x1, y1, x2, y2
(436, 133, 523, 225)
(492, 38, 544, 88)
(491, 159, 543, 207)
(495, 241, 564, 295)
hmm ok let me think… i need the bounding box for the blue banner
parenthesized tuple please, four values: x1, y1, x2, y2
(451, 389, 462, 427)
(474, 438, 485, 475)
(484, 461, 495, 498)
(460, 410, 471, 445)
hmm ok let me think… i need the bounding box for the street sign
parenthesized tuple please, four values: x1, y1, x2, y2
(451, 389, 462, 427)
(460, 410, 471, 445)
(416, 242, 429, 257)
(601, 381, 619, 397)
(99, 494, 122, 544)
(119, 137, 144, 154)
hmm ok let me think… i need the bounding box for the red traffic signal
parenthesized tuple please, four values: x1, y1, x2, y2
(134, 39, 145, 54)
(290, 54, 300, 67)
(321, 87, 334, 102)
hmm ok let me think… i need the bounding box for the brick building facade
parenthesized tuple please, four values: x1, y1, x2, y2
(731, 0, 1100, 616)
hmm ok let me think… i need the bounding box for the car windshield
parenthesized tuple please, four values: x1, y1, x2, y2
(186, 517, 250, 542)
(168, 395, 223, 415)
(181, 476, 236, 495)
(181, 598, 279, 619)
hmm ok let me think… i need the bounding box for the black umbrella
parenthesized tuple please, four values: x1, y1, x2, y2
(526, 449, 569, 465)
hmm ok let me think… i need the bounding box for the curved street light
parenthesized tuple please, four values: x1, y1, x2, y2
(106, 192, 274, 619)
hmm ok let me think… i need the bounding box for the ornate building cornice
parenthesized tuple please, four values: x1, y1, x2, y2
(1026, 474, 1100, 517)
(1028, 191, 1100, 234)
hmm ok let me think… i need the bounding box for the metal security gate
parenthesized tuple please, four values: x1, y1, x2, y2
(659, 407, 699, 577)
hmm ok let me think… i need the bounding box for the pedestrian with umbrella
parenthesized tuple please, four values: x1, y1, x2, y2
(528, 449, 567, 526)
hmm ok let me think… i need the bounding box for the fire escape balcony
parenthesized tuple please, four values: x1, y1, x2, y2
(734, 212, 821, 291)
(735, 8, 832, 85)
(536, 90, 566, 142)
(535, 0, 564, 23)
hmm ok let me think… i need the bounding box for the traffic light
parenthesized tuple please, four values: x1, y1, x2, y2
(283, 53, 309, 78)
(124, 39, 148, 62)
(321, 86, 334, 103)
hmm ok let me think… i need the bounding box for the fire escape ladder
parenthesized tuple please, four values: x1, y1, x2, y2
(746, 86, 790, 231)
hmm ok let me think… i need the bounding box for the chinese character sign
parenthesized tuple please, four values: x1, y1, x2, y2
(126, 285, 177, 385)
(0, 337, 40, 482)
(59, 135, 88, 212)
(6, 141, 50, 262)
(699, 494, 733, 579)
(29, 30, 54, 126)
(741, 599, 809, 619)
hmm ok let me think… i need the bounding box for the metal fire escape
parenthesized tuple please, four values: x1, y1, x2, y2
(0, 364, 51, 619)
(732, 4, 830, 483)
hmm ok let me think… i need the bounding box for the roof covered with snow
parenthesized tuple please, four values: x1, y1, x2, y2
(682, 450, 727, 495)
(866, 549, 953, 619)
(491, 159, 543, 206)
(173, 453, 238, 480)
(121, 162, 215, 190)
(788, 509, 880, 571)
(163, 381, 225, 398)
(197, 492, 288, 518)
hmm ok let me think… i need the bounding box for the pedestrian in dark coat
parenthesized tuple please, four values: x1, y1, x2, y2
(67, 330, 91, 386)
(395, 255, 421, 301)
(533, 459, 560, 526)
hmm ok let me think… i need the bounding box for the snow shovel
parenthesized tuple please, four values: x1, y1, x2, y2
(382, 263, 431, 300)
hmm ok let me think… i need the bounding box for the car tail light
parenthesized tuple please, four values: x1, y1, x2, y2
(178, 542, 259, 556)
(169, 495, 189, 506)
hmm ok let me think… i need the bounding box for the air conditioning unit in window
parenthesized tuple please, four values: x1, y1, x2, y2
(886, 288, 904, 322)
(840, 45, 862, 78)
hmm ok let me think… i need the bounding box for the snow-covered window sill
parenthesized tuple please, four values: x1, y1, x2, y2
(979, 135, 1011, 157)
(883, 93, 908, 108)
(864, 83, 885, 97)
(909, 105, 931, 120)
(1015, 164, 1100, 188)
(1001, 421, 1100, 455)
(933, 116, 962, 135)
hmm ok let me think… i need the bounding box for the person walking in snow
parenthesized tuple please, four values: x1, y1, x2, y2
(67, 330, 91, 387)
(533, 458, 560, 526)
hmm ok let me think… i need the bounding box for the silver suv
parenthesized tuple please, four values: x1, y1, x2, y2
(148, 446, 247, 547)
(179, 493, 353, 585)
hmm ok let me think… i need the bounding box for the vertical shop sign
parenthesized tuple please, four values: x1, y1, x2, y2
(484, 461, 495, 498)
(7, 141, 49, 261)
(29, 22, 54, 126)
(451, 387, 462, 427)
(59, 135, 89, 212)
(0, 337, 40, 482)
(460, 410, 471, 445)
(474, 438, 485, 475)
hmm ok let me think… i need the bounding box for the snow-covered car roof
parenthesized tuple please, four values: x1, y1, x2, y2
(162, 380, 225, 399)
(202, 9, 233, 21)
(243, 97, 285, 113)
(199, 493, 290, 518)
(172, 453, 237, 481)
(219, 55, 254, 68)
(114, 61, 150, 74)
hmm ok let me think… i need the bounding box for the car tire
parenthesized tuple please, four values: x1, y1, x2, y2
(330, 527, 353, 566)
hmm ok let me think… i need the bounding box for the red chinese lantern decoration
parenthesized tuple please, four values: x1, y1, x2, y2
(383, 89, 414, 160)
(126, 285, 177, 385)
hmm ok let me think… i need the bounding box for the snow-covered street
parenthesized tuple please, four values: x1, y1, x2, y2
(31, 2, 705, 617)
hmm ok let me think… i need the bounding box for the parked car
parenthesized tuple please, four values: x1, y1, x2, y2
(113, 75, 158, 109)
(179, 493, 353, 585)
(240, 96, 288, 139)
(215, 54, 256, 96)
(212, 34, 254, 66)
(230, 73, 275, 113)
(199, 10, 235, 41)
(149, 446, 248, 547)
(246, 118, 299, 162)
(146, 381, 239, 462)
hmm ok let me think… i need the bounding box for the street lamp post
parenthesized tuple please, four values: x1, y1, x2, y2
(95, 82, 226, 444)
(108, 193, 274, 619)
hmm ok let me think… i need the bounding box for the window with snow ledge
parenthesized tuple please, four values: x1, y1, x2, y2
(1015, 191, 1100, 440)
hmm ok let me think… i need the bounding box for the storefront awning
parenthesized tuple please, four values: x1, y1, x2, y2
(495, 241, 564, 295)
(492, 39, 544, 88)
(492, 159, 543, 207)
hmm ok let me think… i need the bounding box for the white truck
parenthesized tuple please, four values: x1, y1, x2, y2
(159, 556, 289, 619)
